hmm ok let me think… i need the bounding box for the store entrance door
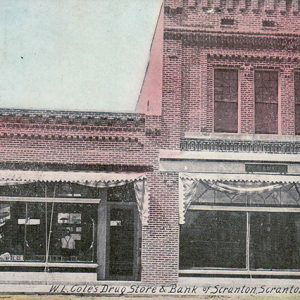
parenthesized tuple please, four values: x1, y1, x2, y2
(107, 206, 139, 280)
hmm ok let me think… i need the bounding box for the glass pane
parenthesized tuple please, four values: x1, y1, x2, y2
(0, 202, 25, 261)
(0, 202, 97, 264)
(0, 202, 46, 262)
(295, 73, 300, 104)
(193, 188, 215, 204)
(0, 183, 100, 199)
(23, 203, 47, 261)
(255, 71, 278, 104)
(255, 103, 278, 134)
(55, 183, 99, 199)
(108, 183, 136, 202)
(250, 213, 300, 270)
(214, 102, 238, 133)
(281, 184, 300, 206)
(0, 183, 46, 198)
(48, 203, 97, 262)
(214, 69, 238, 133)
(180, 211, 246, 269)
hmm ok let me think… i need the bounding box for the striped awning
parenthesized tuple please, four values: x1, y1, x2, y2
(0, 170, 146, 186)
(180, 172, 300, 184)
(0, 170, 149, 225)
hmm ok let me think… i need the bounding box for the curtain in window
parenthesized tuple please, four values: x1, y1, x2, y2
(0, 170, 149, 226)
(133, 180, 149, 226)
(204, 181, 283, 194)
(179, 177, 300, 224)
(79, 179, 149, 225)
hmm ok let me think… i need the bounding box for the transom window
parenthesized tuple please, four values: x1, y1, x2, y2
(214, 69, 238, 133)
(255, 71, 278, 134)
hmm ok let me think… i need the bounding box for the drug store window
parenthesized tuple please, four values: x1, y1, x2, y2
(0, 170, 147, 280)
(0, 182, 99, 266)
(179, 178, 300, 274)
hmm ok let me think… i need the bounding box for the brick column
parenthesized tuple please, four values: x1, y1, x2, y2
(240, 65, 255, 134)
(280, 68, 295, 135)
(161, 38, 183, 149)
(141, 172, 179, 284)
(200, 51, 211, 132)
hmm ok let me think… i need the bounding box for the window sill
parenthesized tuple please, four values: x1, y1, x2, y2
(179, 269, 300, 276)
(0, 262, 98, 268)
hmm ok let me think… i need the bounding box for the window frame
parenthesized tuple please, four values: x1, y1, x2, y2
(213, 67, 240, 134)
(180, 205, 300, 276)
(254, 69, 280, 135)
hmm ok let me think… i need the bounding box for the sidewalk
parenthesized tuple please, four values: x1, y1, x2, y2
(1, 295, 300, 300)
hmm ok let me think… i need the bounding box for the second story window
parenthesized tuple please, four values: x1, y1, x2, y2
(255, 71, 278, 134)
(295, 72, 300, 135)
(214, 69, 238, 133)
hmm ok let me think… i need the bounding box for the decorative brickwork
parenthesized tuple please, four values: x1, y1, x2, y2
(181, 138, 300, 154)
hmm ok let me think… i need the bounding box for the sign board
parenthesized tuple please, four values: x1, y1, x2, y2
(245, 164, 288, 174)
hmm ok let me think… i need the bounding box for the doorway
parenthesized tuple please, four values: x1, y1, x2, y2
(107, 205, 140, 280)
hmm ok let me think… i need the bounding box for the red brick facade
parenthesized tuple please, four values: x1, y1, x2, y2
(2, 0, 300, 285)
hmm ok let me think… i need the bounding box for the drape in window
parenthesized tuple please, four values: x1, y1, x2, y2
(0, 170, 149, 225)
(133, 179, 149, 226)
(80, 179, 149, 225)
(179, 175, 300, 224)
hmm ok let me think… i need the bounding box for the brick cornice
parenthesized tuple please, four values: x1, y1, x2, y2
(164, 29, 300, 51)
(207, 53, 300, 64)
(0, 162, 152, 172)
(0, 108, 145, 128)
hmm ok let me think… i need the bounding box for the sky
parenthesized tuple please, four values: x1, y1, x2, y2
(0, 0, 162, 113)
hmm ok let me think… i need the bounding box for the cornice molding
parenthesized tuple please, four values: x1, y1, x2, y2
(164, 29, 300, 51)
(181, 138, 300, 154)
(0, 108, 145, 128)
(0, 131, 143, 146)
(0, 162, 152, 172)
(207, 53, 300, 64)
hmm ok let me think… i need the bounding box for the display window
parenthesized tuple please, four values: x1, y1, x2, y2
(180, 210, 300, 271)
(0, 178, 144, 280)
(0, 202, 97, 263)
(180, 211, 246, 269)
(180, 179, 300, 274)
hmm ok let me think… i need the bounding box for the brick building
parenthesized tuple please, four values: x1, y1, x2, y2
(1, 0, 300, 287)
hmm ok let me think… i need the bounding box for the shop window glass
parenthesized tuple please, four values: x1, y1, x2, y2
(295, 72, 300, 135)
(0, 182, 100, 199)
(0, 183, 46, 198)
(180, 211, 300, 271)
(0, 202, 97, 263)
(214, 69, 238, 133)
(188, 181, 300, 207)
(250, 213, 300, 270)
(255, 71, 278, 134)
(108, 184, 136, 202)
(180, 211, 246, 269)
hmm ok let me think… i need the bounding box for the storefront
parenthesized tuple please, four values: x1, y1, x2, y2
(179, 173, 300, 276)
(0, 170, 148, 281)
